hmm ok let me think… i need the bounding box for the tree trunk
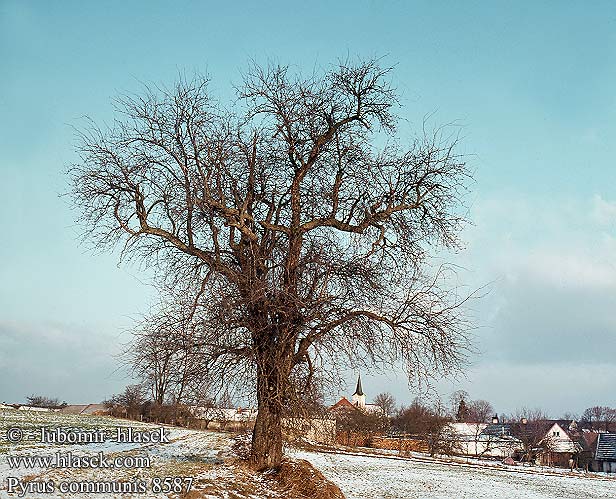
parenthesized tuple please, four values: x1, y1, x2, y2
(250, 345, 290, 469)
(251, 397, 283, 469)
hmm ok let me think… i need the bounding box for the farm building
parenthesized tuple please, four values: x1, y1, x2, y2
(449, 422, 520, 458)
(536, 420, 584, 467)
(60, 403, 109, 415)
(593, 433, 616, 473)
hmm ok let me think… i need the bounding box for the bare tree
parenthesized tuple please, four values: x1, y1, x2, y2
(335, 407, 389, 447)
(393, 399, 431, 435)
(373, 392, 396, 418)
(129, 318, 175, 405)
(129, 305, 208, 405)
(25, 395, 66, 409)
(69, 59, 472, 469)
(450, 389, 470, 421)
(449, 391, 492, 423)
(104, 384, 147, 419)
(392, 398, 458, 456)
(505, 408, 550, 464)
(581, 406, 616, 432)
(467, 399, 494, 423)
(561, 411, 579, 421)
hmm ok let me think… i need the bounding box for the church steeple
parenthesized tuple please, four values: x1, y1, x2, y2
(351, 374, 366, 408)
(353, 374, 364, 396)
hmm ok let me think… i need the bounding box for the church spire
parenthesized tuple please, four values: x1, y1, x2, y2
(351, 374, 366, 408)
(353, 374, 364, 396)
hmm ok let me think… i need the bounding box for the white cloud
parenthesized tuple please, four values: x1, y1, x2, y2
(591, 194, 616, 226)
(521, 250, 616, 289)
(428, 192, 616, 414)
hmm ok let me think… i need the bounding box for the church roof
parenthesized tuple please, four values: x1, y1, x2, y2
(353, 375, 364, 396)
(329, 397, 357, 411)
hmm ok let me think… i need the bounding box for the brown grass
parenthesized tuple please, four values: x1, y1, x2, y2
(267, 458, 346, 499)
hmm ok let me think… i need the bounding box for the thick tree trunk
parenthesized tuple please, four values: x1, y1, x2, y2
(250, 345, 290, 469)
(251, 397, 283, 469)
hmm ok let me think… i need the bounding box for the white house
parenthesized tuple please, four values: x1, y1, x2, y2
(190, 406, 258, 429)
(542, 421, 581, 453)
(18, 406, 56, 412)
(450, 422, 520, 458)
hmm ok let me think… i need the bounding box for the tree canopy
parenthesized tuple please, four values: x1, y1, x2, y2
(69, 58, 472, 468)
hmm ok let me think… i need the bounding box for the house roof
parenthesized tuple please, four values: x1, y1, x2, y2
(551, 420, 579, 436)
(580, 431, 599, 453)
(481, 423, 513, 437)
(330, 397, 356, 411)
(596, 433, 616, 461)
(353, 375, 364, 397)
(59, 405, 90, 414)
(81, 404, 109, 415)
(500, 420, 579, 441)
(59, 404, 109, 415)
(450, 422, 488, 437)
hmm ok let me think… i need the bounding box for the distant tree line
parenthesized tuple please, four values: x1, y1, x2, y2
(102, 384, 196, 426)
(25, 395, 67, 409)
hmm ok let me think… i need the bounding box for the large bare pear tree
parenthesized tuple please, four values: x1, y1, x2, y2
(70, 59, 472, 469)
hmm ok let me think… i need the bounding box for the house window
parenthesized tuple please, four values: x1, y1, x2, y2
(552, 431, 560, 437)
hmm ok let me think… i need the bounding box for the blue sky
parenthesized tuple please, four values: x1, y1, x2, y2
(1, 0, 616, 416)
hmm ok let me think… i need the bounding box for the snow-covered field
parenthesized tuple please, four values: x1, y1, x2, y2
(2, 408, 616, 499)
(292, 449, 616, 499)
(0, 408, 258, 499)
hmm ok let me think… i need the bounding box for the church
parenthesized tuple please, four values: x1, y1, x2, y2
(329, 375, 381, 413)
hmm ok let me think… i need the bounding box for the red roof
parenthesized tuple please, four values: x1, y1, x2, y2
(582, 432, 599, 452)
(329, 397, 356, 411)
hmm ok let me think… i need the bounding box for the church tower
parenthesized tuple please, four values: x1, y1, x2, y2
(351, 374, 366, 408)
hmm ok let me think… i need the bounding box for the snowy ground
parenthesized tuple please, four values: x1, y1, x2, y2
(0, 408, 278, 499)
(291, 448, 616, 499)
(2, 408, 616, 499)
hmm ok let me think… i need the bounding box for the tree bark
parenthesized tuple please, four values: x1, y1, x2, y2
(250, 342, 290, 469)
(251, 396, 283, 469)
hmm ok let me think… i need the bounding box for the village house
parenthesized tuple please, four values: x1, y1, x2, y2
(190, 406, 258, 431)
(190, 405, 336, 444)
(282, 417, 337, 445)
(451, 416, 584, 464)
(449, 420, 520, 458)
(536, 420, 584, 467)
(592, 433, 616, 473)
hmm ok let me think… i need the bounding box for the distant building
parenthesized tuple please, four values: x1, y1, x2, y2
(282, 417, 336, 445)
(447, 418, 521, 458)
(331, 375, 381, 414)
(593, 433, 616, 473)
(541, 421, 583, 463)
(18, 406, 55, 412)
(449, 422, 520, 458)
(189, 406, 335, 444)
(60, 404, 110, 416)
(497, 418, 595, 468)
(329, 397, 357, 412)
(190, 406, 257, 431)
